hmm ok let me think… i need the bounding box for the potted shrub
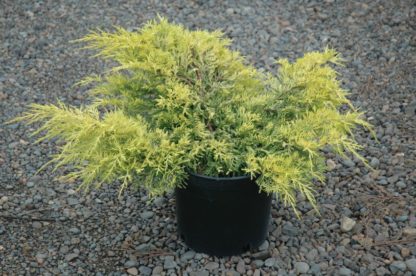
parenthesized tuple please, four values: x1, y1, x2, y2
(14, 18, 371, 256)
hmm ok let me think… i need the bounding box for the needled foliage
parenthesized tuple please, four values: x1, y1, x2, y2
(14, 18, 371, 215)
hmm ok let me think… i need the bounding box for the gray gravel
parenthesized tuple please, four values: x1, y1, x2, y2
(1, 0, 415, 275)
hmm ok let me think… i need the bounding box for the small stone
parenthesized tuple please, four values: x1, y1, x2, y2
(370, 157, 380, 168)
(252, 260, 264, 268)
(130, 225, 139, 232)
(32, 221, 42, 229)
(225, 270, 239, 276)
(341, 217, 356, 232)
(258, 240, 269, 251)
(0, 196, 9, 204)
(306, 249, 318, 261)
(294, 262, 310, 274)
(204, 261, 219, 270)
(67, 189, 77, 195)
(65, 253, 78, 262)
(69, 227, 80, 234)
(127, 267, 138, 275)
(180, 250, 195, 261)
(390, 261, 406, 273)
(67, 197, 79, 205)
(60, 245, 69, 254)
(326, 159, 337, 171)
(139, 266, 152, 276)
(140, 211, 154, 220)
(152, 266, 163, 275)
(405, 259, 416, 273)
(340, 238, 351, 246)
(190, 271, 209, 276)
(282, 222, 299, 236)
(403, 228, 416, 236)
(236, 260, 246, 274)
(36, 253, 46, 264)
(310, 263, 321, 275)
(163, 256, 176, 269)
(252, 250, 270, 260)
(376, 266, 389, 276)
(342, 159, 355, 168)
(388, 175, 399, 184)
(378, 178, 388, 185)
(226, 8, 234, 15)
(153, 197, 166, 207)
(339, 267, 352, 276)
(396, 181, 406, 188)
(125, 260, 138, 268)
(26, 182, 34, 188)
(264, 258, 276, 267)
(401, 247, 410, 257)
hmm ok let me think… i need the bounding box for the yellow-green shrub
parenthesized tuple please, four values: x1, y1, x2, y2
(15, 18, 371, 215)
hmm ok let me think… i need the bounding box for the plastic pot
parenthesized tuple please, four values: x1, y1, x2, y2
(175, 172, 272, 256)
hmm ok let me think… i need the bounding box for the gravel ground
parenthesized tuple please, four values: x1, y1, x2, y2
(1, 0, 415, 275)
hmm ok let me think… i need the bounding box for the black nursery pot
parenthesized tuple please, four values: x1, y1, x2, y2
(175, 172, 272, 256)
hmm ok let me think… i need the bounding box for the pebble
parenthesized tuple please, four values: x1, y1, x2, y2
(294, 262, 310, 274)
(32, 221, 42, 229)
(163, 256, 176, 269)
(306, 249, 318, 261)
(389, 261, 407, 273)
(403, 228, 416, 236)
(153, 197, 166, 207)
(370, 157, 380, 168)
(35, 253, 47, 264)
(340, 217, 356, 232)
(252, 260, 264, 268)
(0, 196, 9, 204)
(252, 250, 270, 260)
(282, 222, 299, 236)
(139, 266, 152, 275)
(264, 258, 276, 267)
(236, 260, 246, 274)
(342, 159, 355, 168)
(396, 181, 407, 188)
(140, 211, 154, 220)
(65, 253, 79, 262)
(181, 250, 196, 261)
(310, 263, 321, 275)
(326, 159, 337, 171)
(376, 267, 390, 276)
(401, 247, 410, 257)
(124, 260, 138, 268)
(258, 240, 269, 251)
(127, 267, 138, 275)
(338, 267, 353, 276)
(190, 271, 209, 276)
(405, 259, 416, 273)
(152, 266, 163, 275)
(204, 261, 219, 270)
(69, 227, 81, 234)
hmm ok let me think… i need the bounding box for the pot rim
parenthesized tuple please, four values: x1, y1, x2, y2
(187, 170, 252, 181)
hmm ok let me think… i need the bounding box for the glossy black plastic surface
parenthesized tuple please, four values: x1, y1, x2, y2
(175, 172, 272, 256)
